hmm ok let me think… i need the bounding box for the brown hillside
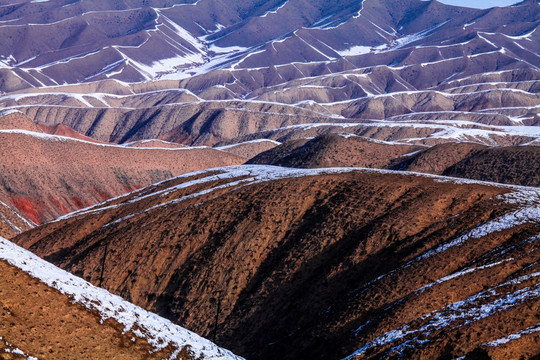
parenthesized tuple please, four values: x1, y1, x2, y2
(391, 143, 540, 187)
(247, 134, 423, 168)
(216, 139, 281, 159)
(387, 142, 487, 173)
(0, 237, 242, 360)
(0, 201, 33, 240)
(251, 139, 540, 187)
(245, 138, 311, 164)
(0, 131, 244, 237)
(123, 140, 188, 148)
(0, 259, 174, 360)
(37, 123, 105, 144)
(14, 166, 540, 360)
(442, 145, 540, 187)
(0, 111, 43, 132)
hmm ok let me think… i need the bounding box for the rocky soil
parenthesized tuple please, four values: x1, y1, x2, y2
(14, 166, 540, 360)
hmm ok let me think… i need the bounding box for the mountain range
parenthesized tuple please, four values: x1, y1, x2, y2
(12, 165, 540, 359)
(0, 0, 538, 147)
(0, 0, 539, 359)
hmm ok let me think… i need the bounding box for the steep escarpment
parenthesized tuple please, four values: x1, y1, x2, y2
(14, 166, 540, 360)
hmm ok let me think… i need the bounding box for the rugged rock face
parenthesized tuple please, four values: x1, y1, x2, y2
(0, 114, 245, 237)
(0, 237, 242, 360)
(14, 166, 540, 360)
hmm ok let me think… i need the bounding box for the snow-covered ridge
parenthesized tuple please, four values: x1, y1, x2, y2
(344, 271, 540, 359)
(0, 109, 23, 117)
(216, 138, 282, 150)
(0, 237, 243, 360)
(0, 129, 214, 151)
(49, 164, 540, 228)
(435, 0, 524, 9)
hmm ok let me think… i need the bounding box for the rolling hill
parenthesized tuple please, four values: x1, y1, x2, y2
(13, 165, 540, 360)
(0, 111, 244, 238)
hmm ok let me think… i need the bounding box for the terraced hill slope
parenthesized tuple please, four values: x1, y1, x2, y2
(14, 165, 540, 360)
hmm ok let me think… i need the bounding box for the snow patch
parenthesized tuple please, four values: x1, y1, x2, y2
(0, 237, 243, 360)
(486, 323, 540, 347)
(337, 45, 372, 57)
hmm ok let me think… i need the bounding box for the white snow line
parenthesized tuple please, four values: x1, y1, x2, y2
(0, 237, 243, 360)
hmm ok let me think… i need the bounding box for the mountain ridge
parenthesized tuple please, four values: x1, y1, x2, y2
(13, 165, 540, 360)
(0, 236, 243, 360)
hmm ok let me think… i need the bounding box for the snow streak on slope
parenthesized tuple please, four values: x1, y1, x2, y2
(0, 0, 537, 150)
(0, 237, 243, 360)
(13, 163, 540, 360)
(344, 273, 540, 359)
(50, 164, 540, 226)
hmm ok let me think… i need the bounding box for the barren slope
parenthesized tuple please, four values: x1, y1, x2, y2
(14, 165, 540, 360)
(250, 137, 540, 187)
(0, 115, 244, 237)
(441, 145, 540, 187)
(390, 142, 540, 186)
(387, 141, 488, 173)
(0, 237, 242, 360)
(247, 133, 424, 168)
(0, 0, 537, 147)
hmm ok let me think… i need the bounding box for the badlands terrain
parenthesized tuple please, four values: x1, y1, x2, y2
(13, 166, 540, 359)
(0, 0, 539, 359)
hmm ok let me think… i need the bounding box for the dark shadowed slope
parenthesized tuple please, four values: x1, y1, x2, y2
(247, 133, 425, 168)
(14, 165, 540, 360)
(441, 145, 540, 186)
(391, 142, 540, 186)
(0, 237, 242, 360)
(249, 136, 540, 187)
